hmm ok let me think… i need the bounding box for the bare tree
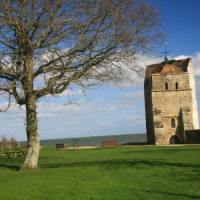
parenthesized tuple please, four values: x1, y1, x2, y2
(0, 0, 161, 169)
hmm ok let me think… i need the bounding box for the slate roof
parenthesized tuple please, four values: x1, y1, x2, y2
(147, 58, 190, 74)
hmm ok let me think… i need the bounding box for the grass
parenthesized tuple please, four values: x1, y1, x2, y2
(0, 145, 200, 200)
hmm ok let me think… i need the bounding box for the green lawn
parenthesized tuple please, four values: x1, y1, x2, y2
(0, 145, 200, 200)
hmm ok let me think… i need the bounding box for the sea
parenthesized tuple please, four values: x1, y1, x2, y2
(39, 133, 147, 147)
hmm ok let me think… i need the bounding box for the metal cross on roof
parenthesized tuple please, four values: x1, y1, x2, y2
(161, 42, 170, 61)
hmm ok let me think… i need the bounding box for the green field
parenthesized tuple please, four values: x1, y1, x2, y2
(0, 145, 200, 200)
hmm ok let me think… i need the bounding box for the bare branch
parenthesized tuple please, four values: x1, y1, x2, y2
(0, 92, 11, 112)
(0, 0, 162, 169)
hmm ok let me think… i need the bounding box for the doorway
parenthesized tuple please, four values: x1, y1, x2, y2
(169, 135, 180, 144)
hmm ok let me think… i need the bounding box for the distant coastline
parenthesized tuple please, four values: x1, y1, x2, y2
(31, 133, 147, 147)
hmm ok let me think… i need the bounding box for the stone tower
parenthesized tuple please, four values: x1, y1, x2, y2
(144, 58, 199, 145)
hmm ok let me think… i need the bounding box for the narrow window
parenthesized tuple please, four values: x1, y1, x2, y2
(176, 82, 178, 90)
(171, 118, 176, 128)
(165, 82, 168, 90)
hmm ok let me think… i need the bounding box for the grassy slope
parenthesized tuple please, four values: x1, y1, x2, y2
(0, 145, 200, 200)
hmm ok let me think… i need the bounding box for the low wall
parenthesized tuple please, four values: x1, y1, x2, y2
(185, 129, 200, 144)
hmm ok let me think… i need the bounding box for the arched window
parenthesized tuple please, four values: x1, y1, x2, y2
(176, 82, 178, 90)
(171, 118, 176, 128)
(165, 82, 168, 90)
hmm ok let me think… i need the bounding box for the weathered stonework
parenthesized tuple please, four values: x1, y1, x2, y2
(144, 58, 199, 145)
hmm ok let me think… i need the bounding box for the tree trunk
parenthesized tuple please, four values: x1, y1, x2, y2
(22, 94, 40, 169)
(20, 52, 40, 170)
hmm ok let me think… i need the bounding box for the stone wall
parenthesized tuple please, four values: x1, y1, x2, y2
(185, 129, 200, 144)
(144, 90, 155, 144)
(144, 59, 199, 145)
(187, 60, 199, 128)
(145, 71, 195, 145)
(151, 73, 193, 144)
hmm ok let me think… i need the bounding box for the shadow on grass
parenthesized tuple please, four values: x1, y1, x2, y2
(144, 190, 200, 199)
(0, 157, 22, 171)
(0, 163, 20, 171)
(39, 158, 200, 170)
(121, 147, 200, 154)
(39, 158, 200, 185)
(3, 157, 199, 172)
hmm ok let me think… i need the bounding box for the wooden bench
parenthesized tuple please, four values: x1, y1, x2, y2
(102, 139, 119, 148)
(0, 151, 25, 159)
(56, 144, 68, 150)
(0, 152, 6, 159)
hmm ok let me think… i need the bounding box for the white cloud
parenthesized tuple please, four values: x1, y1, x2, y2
(191, 53, 200, 76)
(1, 52, 200, 141)
(174, 53, 200, 76)
(122, 91, 144, 99)
(56, 88, 86, 97)
(117, 52, 200, 88)
(111, 54, 163, 88)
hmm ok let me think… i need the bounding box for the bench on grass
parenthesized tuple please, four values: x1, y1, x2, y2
(102, 139, 119, 148)
(56, 144, 68, 150)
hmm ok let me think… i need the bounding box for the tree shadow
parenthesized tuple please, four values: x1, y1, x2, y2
(0, 157, 22, 171)
(39, 158, 200, 186)
(144, 189, 200, 199)
(122, 147, 200, 154)
(40, 158, 200, 170)
(0, 163, 20, 171)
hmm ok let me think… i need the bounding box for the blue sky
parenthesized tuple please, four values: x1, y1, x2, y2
(149, 0, 200, 55)
(1, 0, 200, 141)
